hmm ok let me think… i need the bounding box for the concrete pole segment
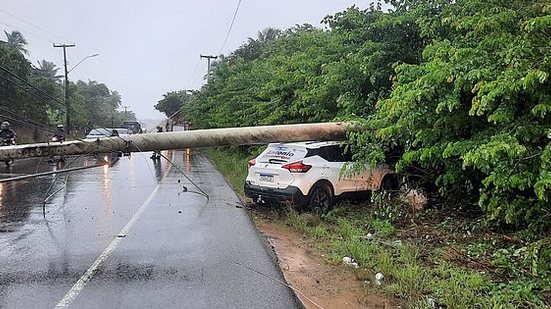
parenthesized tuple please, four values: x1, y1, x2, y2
(0, 122, 353, 161)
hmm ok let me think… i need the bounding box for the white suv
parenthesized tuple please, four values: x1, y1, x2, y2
(244, 141, 395, 213)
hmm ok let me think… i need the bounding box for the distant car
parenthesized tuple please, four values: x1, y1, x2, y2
(244, 141, 396, 213)
(86, 128, 111, 139)
(85, 128, 130, 139)
(122, 121, 142, 134)
(111, 128, 131, 136)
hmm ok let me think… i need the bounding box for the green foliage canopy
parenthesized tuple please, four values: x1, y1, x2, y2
(0, 30, 131, 136)
(169, 0, 551, 234)
(360, 0, 551, 232)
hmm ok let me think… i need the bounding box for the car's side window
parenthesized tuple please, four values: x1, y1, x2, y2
(305, 148, 318, 159)
(321, 146, 338, 162)
(307, 147, 328, 160)
(341, 146, 353, 162)
(323, 145, 352, 162)
(317, 147, 332, 161)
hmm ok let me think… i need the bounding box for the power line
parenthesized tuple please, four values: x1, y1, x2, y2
(0, 106, 57, 133)
(219, 0, 243, 55)
(0, 65, 95, 125)
(0, 75, 70, 119)
(0, 20, 61, 46)
(0, 70, 134, 146)
(185, 58, 201, 89)
(0, 8, 73, 43)
(0, 113, 56, 135)
(0, 65, 65, 107)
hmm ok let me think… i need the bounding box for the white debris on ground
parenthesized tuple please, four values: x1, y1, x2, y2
(342, 256, 359, 268)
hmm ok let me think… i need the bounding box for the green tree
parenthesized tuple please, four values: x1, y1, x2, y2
(2, 30, 28, 55)
(35, 60, 62, 82)
(0, 39, 54, 124)
(256, 27, 281, 42)
(358, 0, 551, 232)
(0, 43, 30, 110)
(169, 0, 551, 234)
(155, 91, 189, 117)
(72, 80, 124, 130)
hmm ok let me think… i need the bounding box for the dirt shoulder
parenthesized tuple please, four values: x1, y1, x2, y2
(251, 209, 395, 309)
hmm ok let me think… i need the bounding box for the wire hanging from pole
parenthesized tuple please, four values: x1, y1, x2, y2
(219, 0, 243, 55)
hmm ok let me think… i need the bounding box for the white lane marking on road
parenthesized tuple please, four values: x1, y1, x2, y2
(55, 160, 172, 309)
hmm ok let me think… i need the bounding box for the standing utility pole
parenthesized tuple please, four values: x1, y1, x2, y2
(122, 106, 130, 120)
(200, 55, 217, 83)
(54, 43, 75, 134)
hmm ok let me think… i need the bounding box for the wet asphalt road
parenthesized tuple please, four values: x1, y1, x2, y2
(0, 149, 301, 308)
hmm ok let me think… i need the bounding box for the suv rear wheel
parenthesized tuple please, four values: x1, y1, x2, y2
(308, 183, 333, 214)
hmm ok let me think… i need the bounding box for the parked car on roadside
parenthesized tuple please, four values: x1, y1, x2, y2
(111, 128, 131, 136)
(244, 141, 396, 213)
(122, 121, 142, 134)
(85, 128, 130, 139)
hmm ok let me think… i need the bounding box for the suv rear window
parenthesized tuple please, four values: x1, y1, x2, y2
(258, 145, 307, 164)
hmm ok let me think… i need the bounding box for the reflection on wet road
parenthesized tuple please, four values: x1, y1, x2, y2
(0, 150, 300, 308)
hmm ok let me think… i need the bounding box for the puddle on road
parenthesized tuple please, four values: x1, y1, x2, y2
(0, 156, 99, 231)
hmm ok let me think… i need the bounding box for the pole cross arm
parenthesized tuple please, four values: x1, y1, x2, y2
(0, 122, 355, 160)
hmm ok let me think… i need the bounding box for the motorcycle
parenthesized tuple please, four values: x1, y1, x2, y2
(1, 137, 15, 167)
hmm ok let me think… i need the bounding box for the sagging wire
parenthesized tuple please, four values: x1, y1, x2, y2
(39, 147, 133, 215)
(1, 130, 130, 185)
(0, 66, 91, 121)
(126, 140, 209, 201)
(123, 140, 163, 182)
(41, 154, 89, 216)
(227, 256, 325, 309)
(39, 135, 131, 213)
(41, 154, 85, 204)
(39, 136, 154, 216)
(158, 151, 210, 202)
(35, 156, 45, 174)
(219, 0, 243, 55)
(0, 162, 99, 183)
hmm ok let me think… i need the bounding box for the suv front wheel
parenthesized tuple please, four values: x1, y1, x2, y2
(308, 183, 333, 214)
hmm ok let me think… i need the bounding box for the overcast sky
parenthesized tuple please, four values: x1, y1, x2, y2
(1, 0, 370, 120)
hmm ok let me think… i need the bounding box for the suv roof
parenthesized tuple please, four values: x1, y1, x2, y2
(267, 141, 345, 149)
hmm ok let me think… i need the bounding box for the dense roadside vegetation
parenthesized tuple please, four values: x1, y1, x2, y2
(0, 30, 134, 140)
(164, 0, 550, 306)
(207, 146, 550, 308)
(170, 0, 551, 233)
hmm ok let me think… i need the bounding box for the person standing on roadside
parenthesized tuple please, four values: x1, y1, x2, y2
(150, 126, 163, 160)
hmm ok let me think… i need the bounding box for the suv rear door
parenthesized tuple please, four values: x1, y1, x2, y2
(249, 144, 308, 189)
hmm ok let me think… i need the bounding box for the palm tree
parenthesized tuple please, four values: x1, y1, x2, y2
(3, 30, 28, 55)
(256, 27, 281, 42)
(36, 60, 63, 82)
(238, 27, 281, 61)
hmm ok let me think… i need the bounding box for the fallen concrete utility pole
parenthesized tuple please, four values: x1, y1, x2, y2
(0, 122, 352, 161)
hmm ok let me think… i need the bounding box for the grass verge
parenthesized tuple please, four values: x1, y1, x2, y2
(205, 146, 551, 308)
(203, 146, 255, 196)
